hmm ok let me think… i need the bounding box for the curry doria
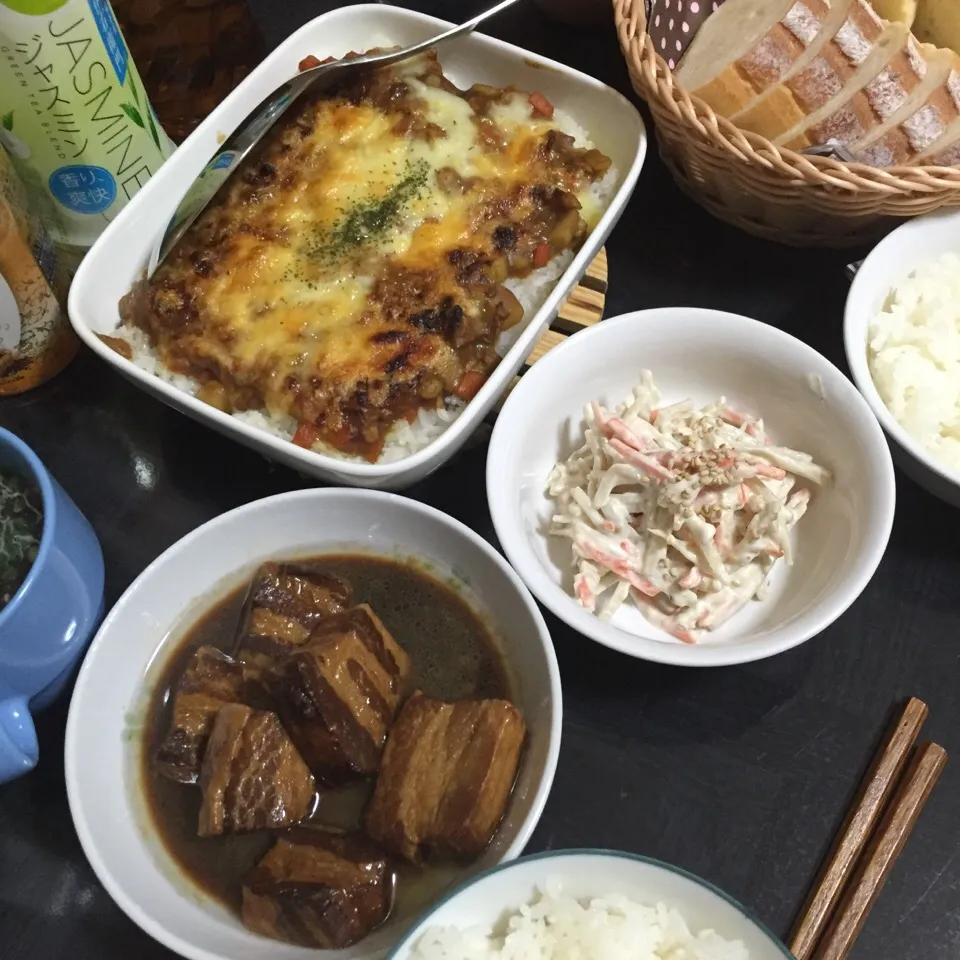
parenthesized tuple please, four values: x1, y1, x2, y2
(115, 49, 613, 461)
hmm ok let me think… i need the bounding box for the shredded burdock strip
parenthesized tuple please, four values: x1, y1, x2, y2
(546, 372, 831, 643)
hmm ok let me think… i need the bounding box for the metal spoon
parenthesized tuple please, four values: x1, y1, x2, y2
(146, 0, 525, 276)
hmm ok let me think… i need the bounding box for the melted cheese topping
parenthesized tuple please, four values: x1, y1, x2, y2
(134, 54, 610, 456)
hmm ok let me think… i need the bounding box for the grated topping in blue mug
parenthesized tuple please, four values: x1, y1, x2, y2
(0, 471, 42, 610)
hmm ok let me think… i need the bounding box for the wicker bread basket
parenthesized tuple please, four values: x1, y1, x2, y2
(613, 0, 960, 246)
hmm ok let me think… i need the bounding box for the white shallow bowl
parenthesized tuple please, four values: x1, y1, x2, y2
(487, 308, 896, 666)
(845, 208, 960, 508)
(65, 489, 561, 960)
(67, 3, 647, 491)
(389, 849, 790, 960)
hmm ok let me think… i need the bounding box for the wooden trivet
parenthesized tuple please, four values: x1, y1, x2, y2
(487, 246, 608, 419)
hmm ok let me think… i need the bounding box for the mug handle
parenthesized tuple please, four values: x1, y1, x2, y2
(0, 697, 38, 783)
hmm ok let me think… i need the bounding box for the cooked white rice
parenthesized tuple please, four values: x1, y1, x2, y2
(410, 880, 751, 960)
(120, 99, 618, 465)
(868, 252, 960, 474)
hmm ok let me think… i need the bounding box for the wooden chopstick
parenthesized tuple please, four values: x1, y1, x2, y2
(813, 742, 947, 960)
(788, 697, 929, 960)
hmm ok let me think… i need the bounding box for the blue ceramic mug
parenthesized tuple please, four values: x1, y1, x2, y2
(0, 428, 104, 783)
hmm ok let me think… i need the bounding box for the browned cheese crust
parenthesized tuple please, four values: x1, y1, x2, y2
(120, 51, 611, 459)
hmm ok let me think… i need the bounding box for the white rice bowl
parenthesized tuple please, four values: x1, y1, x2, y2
(409, 880, 750, 960)
(121, 98, 617, 464)
(867, 251, 960, 476)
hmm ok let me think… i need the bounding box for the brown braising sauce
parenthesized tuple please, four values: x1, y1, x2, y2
(141, 554, 514, 922)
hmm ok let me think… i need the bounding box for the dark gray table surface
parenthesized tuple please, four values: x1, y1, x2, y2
(2, 2, 959, 958)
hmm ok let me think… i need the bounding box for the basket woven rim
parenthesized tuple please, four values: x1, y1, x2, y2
(613, 0, 960, 194)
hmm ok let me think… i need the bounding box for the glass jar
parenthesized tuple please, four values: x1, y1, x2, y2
(111, 0, 266, 143)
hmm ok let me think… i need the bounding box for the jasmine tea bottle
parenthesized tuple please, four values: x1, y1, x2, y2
(0, 0, 173, 255)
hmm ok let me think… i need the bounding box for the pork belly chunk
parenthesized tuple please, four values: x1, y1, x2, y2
(266, 604, 412, 785)
(242, 828, 392, 948)
(154, 645, 247, 784)
(364, 693, 526, 863)
(234, 562, 352, 682)
(198, 703, 315, 837)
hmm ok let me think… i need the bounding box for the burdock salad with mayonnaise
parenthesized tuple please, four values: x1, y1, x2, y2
(547, 371, 830, 643)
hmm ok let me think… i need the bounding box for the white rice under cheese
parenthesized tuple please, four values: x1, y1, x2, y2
(868, 252, 960, 474)
(409, 880, 751, 960)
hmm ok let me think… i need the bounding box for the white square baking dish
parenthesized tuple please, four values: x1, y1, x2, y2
(68, 3, 647, 489)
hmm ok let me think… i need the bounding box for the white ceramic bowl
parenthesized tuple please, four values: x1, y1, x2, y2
(487, 308, 896, 666)
(388, 849, 790, 960)
(65, 489, 562, 960)
(67, 3, 647, 491)
(845, 208, 960, 508)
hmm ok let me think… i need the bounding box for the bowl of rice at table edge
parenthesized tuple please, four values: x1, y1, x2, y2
(388, 849, 791, 960)
(845, 207, 960, 509)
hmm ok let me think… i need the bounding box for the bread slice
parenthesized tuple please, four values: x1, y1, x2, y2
(869, 0, 918, 27)
(722, 0, 857, 121)
(733, 0, 889, 139)
(914, 122, 960, 164)
(911, 97, 960, 165)
(913, 0, 960, 57)
(676, 0, 800, 98)
(854, 47, 960, 164)
(755, 21, 907, 145)
(683, 0, 833, 116)
(780, 30, 928, 150)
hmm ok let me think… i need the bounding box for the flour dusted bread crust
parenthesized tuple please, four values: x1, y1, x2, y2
(915, 125, 960, 164)
(724, 0, 858, 122)
(911, 108, 960, 165)
(735, 4, 897, 140)
(673, 0, 960, 166)
(676, 0, 799, 106)
(680, 0, 836, 116)
(778, 28, 926, 149)
(853, 46, 960, 164)
(901, 0, 960, 163)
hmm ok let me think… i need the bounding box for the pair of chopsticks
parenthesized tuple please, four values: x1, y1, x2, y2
(789, 698, 947, 960)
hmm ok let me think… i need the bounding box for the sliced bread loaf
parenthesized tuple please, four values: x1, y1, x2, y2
(911, 105, 960, 165)
(853, 47, 960, 164)
(675, 0, 799, 99)
(779, 30, 928, 150)
(682, 0, 833, 116)
(721, 0, 857, 122)
(733, 0, 890, 139)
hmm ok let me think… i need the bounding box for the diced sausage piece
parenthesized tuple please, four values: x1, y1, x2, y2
(198, 704, 315, 837)
(154, 646, 248, 784)
(242, 828, 392, 948)
(234, 563, 352, 683)
(364, 693, 526, 863)
(266, 605, 411, 785)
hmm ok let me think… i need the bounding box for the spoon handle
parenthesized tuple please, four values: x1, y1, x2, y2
(390, 0, 525, 59)
(148, 0, 526, 275)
